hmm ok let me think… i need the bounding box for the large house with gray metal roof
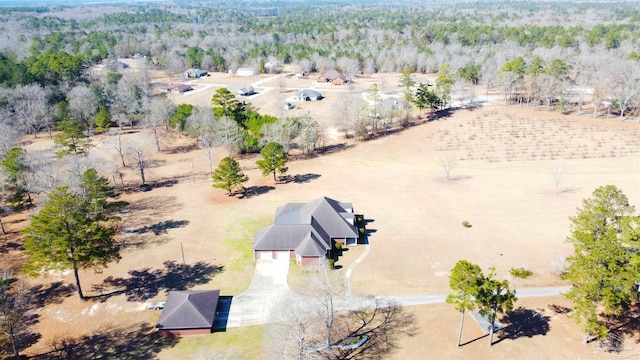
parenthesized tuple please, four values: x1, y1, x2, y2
(253, 197, 358, 266)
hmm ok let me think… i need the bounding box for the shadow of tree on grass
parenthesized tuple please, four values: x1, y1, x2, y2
(127, 220, 190, 235)
(495, 307, 550, 344)
(30, 323, 178, 359)
(240, 186, 275, 199)
(279, 173, 321, 184)
(91, 261, 224, 302)
(27, 281, 76, 308)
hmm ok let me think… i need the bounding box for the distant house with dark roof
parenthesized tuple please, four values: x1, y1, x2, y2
(253, 197, 358, 266)
(295, 89, 323, 101)
(185, 69, 209, 78)
(111, 60, 129, 69)
(156, 290, 220, 335)
(166, 84, 193, 93)
(318, 70, 350, 85)
(381, 97, 406, 110)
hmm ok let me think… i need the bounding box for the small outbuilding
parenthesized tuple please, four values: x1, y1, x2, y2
(156, 290, 220, 335)
(236, 67, 255, 77)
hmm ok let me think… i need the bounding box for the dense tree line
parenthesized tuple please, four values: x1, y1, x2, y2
(0, 1, 635, 120)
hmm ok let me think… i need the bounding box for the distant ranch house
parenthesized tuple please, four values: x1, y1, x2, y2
(228, 84, 256, 96)
(185, 68, 209, 78)
(318, 70, 350, 85)
(156, 290, 220, 335)
(294, 89, 323, 101)
(166, 84, 193, 94)
(253, 197, 358, 266)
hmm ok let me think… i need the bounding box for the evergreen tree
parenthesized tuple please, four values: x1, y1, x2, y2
(0, 147, 32, 208)
(256, 142, 288, 182)
(22, 186, 120, 300)
(211, 157, 248, 195)
(446, 260, 484, 347)
(95, 106, 112, 132)
(563, 185, 639, 342)
(476, 268, 517, 347)
(54, 119, 93, 157)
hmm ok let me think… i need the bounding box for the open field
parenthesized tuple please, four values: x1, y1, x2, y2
(3, 69, 640, 358)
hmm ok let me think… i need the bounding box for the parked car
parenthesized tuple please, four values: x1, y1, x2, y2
(147, 301, 166, 310)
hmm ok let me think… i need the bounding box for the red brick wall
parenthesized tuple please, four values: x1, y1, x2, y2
(159, 328, 212, 336)
(300, 256, 322, 266)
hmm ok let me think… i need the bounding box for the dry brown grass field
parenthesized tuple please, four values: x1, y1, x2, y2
(3, 68, 640, 359)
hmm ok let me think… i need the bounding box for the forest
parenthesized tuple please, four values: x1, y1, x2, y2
(0, 0, 636, 204)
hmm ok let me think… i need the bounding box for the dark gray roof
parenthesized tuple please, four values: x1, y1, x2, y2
(381, 97, 406, 110)
(298, 89, 323, 99)
(254, 197, 357, 258)
(254, 224, 318, 251)
(295, 232, 329, 257)
(156, 290, 220, 330)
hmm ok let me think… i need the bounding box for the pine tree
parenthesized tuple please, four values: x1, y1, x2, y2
(22, 186, 120, 300)
(446, 260, 484, 347)
(256, 142, 288, 182)
(563, 185, 639, 342)
(212, 157, 248, 195)
(476, 268, 517, 347)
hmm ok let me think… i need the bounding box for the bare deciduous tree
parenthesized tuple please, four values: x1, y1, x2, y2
(142, 96, 175, 151)
(68, 84, 99, 134)
(214, 116, 240, 157)
(261, 117, 300, 154)
(9, 85, 50, 138)
(441, 154, 457, 181)
(269, 262, 417, 359)
(552, 165, 564, 195)
(187, 106, 219, 175)
(0, 272, 34, 359)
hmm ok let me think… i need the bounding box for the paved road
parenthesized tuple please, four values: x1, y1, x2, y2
(222, 259, 571, 329)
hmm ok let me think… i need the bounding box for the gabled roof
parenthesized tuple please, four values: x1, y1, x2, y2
(255, 197, 357, 258)
(322, 70, 347, 81)
(300, 197, 357, 238)
(156, 290, 220, 330)
(299, 89, 323, 99)
(295, 231, 329, 257)
(254, 224, 318, 251)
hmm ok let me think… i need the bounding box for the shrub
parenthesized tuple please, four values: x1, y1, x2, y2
(328, 259, 335, 269)
(510, 267, 533, 278)
(334, 242, 342, 250)
(462, 220, 472, 228)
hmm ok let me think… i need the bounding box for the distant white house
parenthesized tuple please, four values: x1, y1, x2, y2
(236, 67, 255, 77)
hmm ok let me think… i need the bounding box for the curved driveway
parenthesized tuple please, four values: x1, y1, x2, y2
(225, 259, 296, 328)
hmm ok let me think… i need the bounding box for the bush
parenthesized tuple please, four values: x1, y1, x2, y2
(334, 242, 342, 250)
(462, 220, 472, 228)
(328, 259, 335, 269)
(510, 267, 533, 278)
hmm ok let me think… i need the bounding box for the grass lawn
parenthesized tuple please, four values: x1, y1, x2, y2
(158, 325, 266, 359)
